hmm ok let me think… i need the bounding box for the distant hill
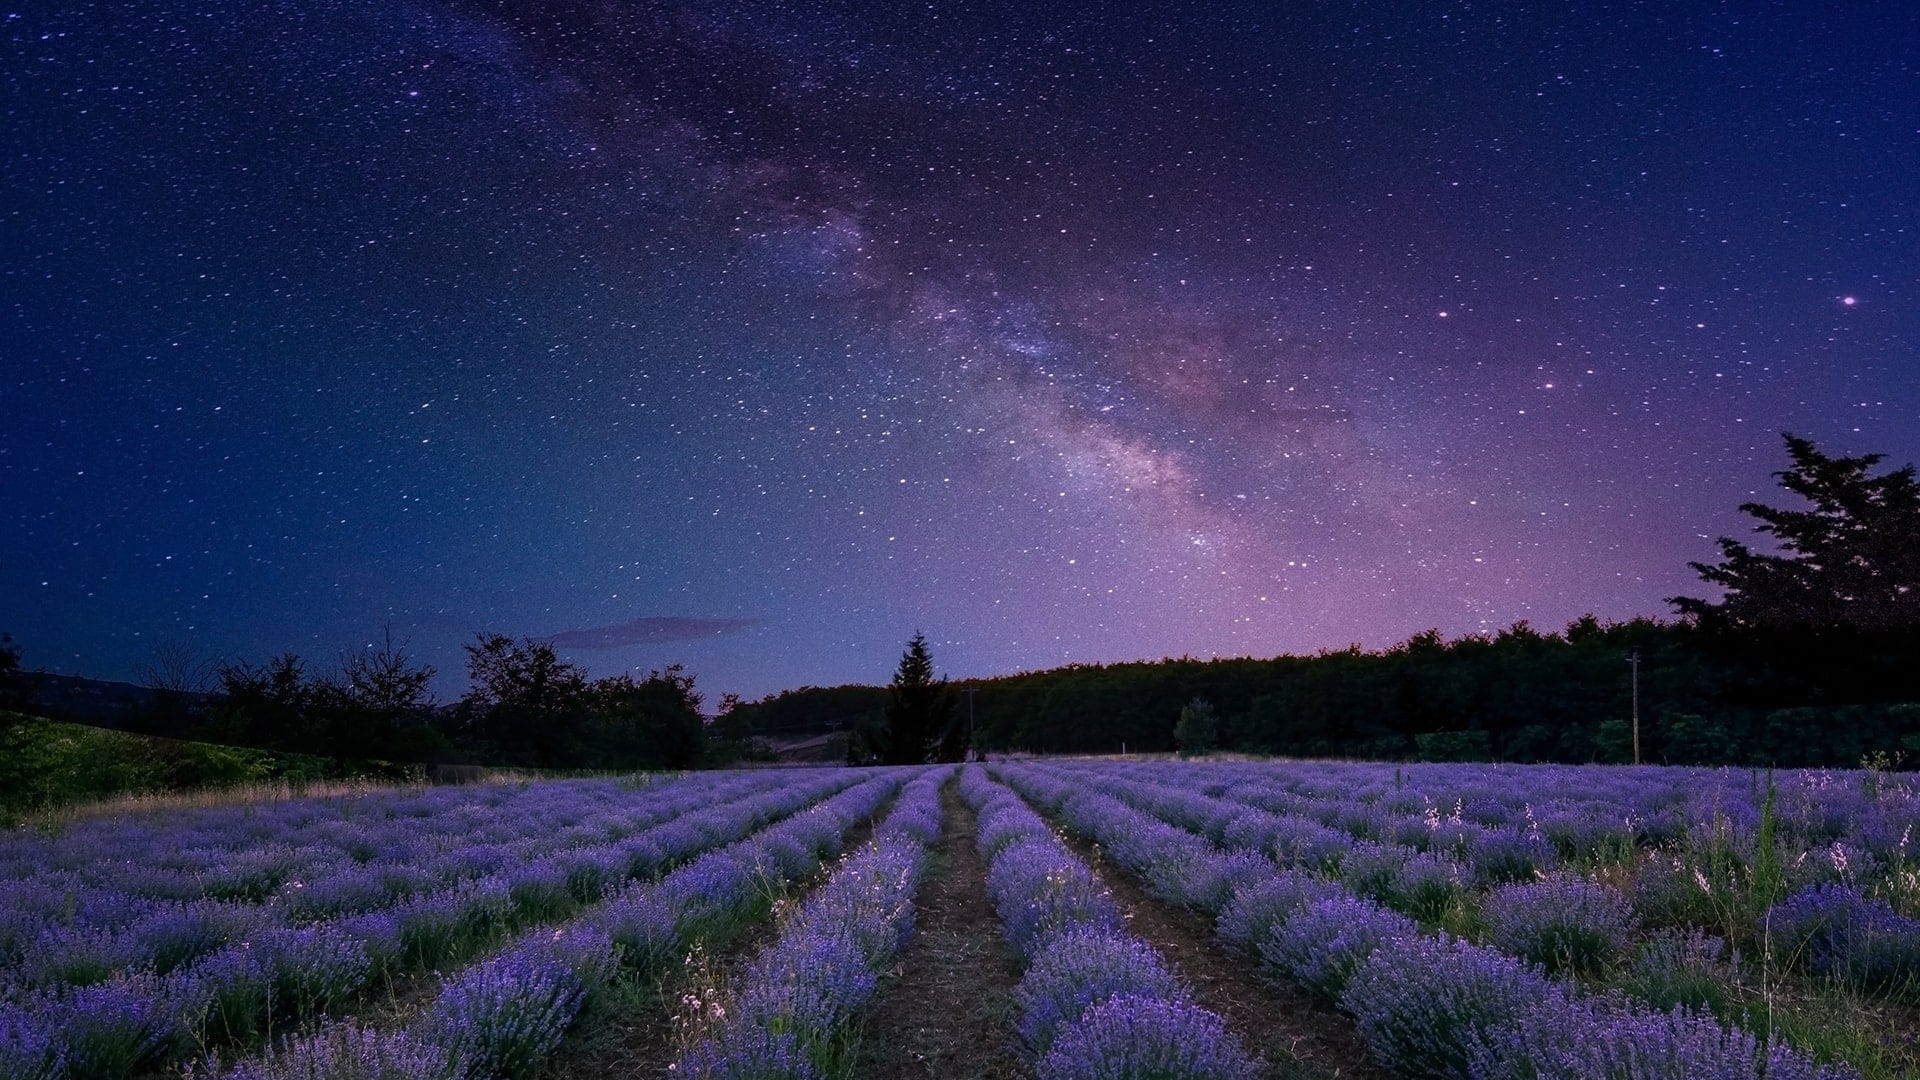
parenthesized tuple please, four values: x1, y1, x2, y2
(20, 671, 207, 731)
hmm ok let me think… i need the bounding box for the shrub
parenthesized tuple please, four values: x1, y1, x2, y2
(1765, 883, 1920, 998)
(673, 1026, 822, 1080)
(1482, 877, 1636, 977)
(421, 928, 616, 1079)
(987, 838, 1122, 959)
(1038, 993, 1262, 1080)
(1216, 870, 1344, 954)
(1386, 851, 1466, 923)
(1015, 929, 1185, 1057)
(1340, 934, 1563, 1079)
(196, 1023, 464, 1080)
(1469, 996, 1861, 1080)
(1260, 895, 1416, 997)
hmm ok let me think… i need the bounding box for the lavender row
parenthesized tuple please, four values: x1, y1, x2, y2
(1, 769, 845, 1008)
(0, 770, 804, 982)
(673, 765, 952, 1078)
(184, 770, 919, 1080)
(1042, 759, 1920, 1003)
(1, 771, 868, 1080)
(998, 763, 1858, 1080)
(961, 768, 1260, 1080)
(1088, 758, 1917, 900)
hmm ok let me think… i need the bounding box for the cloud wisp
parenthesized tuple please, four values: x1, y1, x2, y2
(547, 616, 764, 650)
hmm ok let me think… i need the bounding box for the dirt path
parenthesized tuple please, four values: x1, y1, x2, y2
(856, 777, 1027, 1080)
(1051, 827, 1389, 1080)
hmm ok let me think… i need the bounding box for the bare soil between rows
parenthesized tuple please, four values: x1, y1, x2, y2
(856, 777, 1028, 1079)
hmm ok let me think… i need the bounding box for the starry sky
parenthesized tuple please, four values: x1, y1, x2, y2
(4, 1, 1917, 702)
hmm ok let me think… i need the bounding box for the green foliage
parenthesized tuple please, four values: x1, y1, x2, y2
(1672, 433, 1920, 632)
(0, 711, 320, 822)
(851, 632, 957, 764)
(1174, 697, 1218, 756)
(1413, 729, 1492, 762)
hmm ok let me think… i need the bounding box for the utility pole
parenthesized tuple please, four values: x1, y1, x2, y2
(961, 687, 978, 761)
(1628, 647, 1642, 766)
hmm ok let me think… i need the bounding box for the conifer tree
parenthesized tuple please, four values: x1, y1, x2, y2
(1671, 434, 1920, 631)
(876, 632, 955, 765)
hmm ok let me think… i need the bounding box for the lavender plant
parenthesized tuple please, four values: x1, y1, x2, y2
(1482, 876, 1637, 977)
(193, 1023, 464, 1080)
(1260, 894, 1417, 997)
(1765, 883, 1920, 999)
(1036, 993, 1262, 1080)
(1013, 928, 1185, 1057)
(1339, 933, 1564, 1079)
(1214, 868, 1344, 954)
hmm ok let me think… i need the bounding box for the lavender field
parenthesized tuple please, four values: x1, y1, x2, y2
(3, 760, 1916, 1079)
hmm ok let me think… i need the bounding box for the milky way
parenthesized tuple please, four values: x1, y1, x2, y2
(5, 2, 1917, 699)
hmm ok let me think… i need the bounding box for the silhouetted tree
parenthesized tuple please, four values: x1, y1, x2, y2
(0, 634, 27, 728)
(205, 653, 317, 750)
(1672, 433, 1920, 632)
(1174, 697, 1218, 756)
(460, 633, 590, 766)
(141, 641, 214, 733)
(856, 632, 954, 765)
(583, 665, 705, 769)
(330, 631, 442, 761)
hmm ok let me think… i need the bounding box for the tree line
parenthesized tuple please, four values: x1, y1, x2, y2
(735, 435, 1920, 768)
(2, 631, 743, 773)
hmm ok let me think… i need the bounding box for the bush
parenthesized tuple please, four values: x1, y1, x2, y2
(1015, 929, 1184, 1057)
(1482, 877, 1636, 977)
(1259, 895, 1416, 997)
(1340, 934, 1563, 1079)
(1216, 870, 1345, 954)
(1766, 883, 1920, 999)
(1038, 993, 1262, 1080)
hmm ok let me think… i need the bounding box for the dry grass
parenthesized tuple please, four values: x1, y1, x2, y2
(29, 777, 435, 824)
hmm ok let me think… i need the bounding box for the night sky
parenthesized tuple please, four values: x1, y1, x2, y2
(5, 2, 1917, 702)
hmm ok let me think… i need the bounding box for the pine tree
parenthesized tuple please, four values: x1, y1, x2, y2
(878, 632, 955, 765)
(1671, 434, 1920, 631)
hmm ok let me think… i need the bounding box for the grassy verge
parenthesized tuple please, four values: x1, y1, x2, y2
(0, 710, 408, 824)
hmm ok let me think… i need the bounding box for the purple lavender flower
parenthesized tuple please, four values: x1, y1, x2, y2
(987, 837, 1123, 958)
(195, 1023, 465, 1080)
(503, 858, 575, 923)
(0, 1004, 65, 1080)
(1037, 993, 1261, 1080)
(1482, 876, 1636, 977)
(178, 943, 273, 1045)
(133, 900, 266, 975)
(1259, 894, 1416, 997)
(1765, 883, 1920, 997)
(44, 972, 182, 1078)
(1468, 995, 1862, 1080)
(420, 953, 584, 1079)
(1013, 928, 1185, 1056)
(14, 924, 135, 989)
(731, 929, 877, 1037)
(257, 924, 375, 1019)
(1385, 850, 1466, 922)
(1340, 933, 1564, 1080)
(1465, 828, 1557, 886)
(1338, 841, 1418, 901)
(1215, 869, 1346, 953)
